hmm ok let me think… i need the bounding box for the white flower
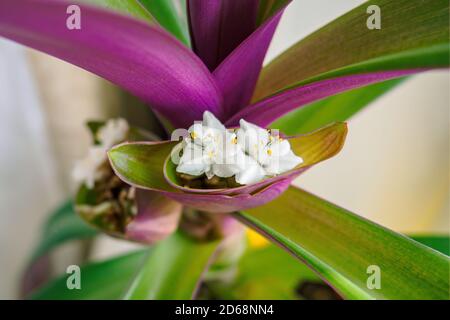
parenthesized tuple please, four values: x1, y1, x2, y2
(72, 146, 108, 188)
(73, 118, 130, 188)
(236, 119, 303, 183)
(174, 112, 303, 185)
(176, 111, 244, 179)
(97, 118, 129, 148)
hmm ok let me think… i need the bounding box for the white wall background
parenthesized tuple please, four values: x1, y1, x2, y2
(0, 0, 448, 298)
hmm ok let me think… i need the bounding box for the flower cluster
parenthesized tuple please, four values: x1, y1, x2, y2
(175, 112, 303, 185)
(72, 118, 129, 188)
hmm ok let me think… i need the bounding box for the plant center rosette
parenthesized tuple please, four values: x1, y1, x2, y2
(73, 113, 346, 244)
(107, 111, 347, 215)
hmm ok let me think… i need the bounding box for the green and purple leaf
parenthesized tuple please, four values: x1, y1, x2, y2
(227, 70, 417, 127)
(108, 140, 179, 192)
(232, 0, 449, 127)
(253, 0, 449, 100)
(235, 187, 450, 299)
(271, 78, 406, 135)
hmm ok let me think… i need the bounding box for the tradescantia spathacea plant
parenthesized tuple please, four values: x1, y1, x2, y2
(1, 0, 449, 300)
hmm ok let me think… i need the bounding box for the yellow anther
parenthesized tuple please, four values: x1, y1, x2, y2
(267, 149, 273, 156)
(190, 131, 197, 140)
(231, 137, 238, 144)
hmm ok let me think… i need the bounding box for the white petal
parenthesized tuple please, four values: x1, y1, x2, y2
(237, 119, 270, 160)
(260, 138, 292, 166)
(169, 142, 184, 165)
(179, 143, 205, 165)
(239, 119, 264, 133)
(235, 156, 267, 185)
(277, 139, 291, 156)
(202, 127, 222, 145)
(214, 132, 239, 162)
(264, 151, 303, 175)
(280, 151, 303, 170)
(176, 159, 209, 176)
(72, 146, 107, 188)
(203, 111, 226, 131)
(97, 118, 129, 148)
(187, 123, 204, 145)
(212, 163, 241, 178)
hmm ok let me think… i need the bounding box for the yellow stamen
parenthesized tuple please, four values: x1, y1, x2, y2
(231, 137, 238, 144)
(267, 149, 272, 156)
(190, 131, 197, 140)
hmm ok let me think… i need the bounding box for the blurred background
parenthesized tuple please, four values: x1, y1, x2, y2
(0, 0, 448, 298)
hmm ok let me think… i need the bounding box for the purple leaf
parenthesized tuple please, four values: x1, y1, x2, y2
(187, 0, 259, 71)
(226, 70, 420, 127)
(126, 189, 182, 244)
(0, 0, 222, 128)
(214, 4, 287, 117)
(163, 177, 294, 213)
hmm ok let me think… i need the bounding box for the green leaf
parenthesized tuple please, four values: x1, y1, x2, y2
(271, 78, 405, 135)
(211, 244, 322, 300)
(30, 201, 97, 262)
(124, 231, 219, 299)
(253, 0, 449, 101)
(138, 0, 190, 46)
(289, 122, 347, 167)
(83, 1, 190, 45)
(108, 141, 178, 191)
(236, 187, 450, 300)
(257, 0, 290, 25)
(411, 235, 450, 256)
(83, 0, 155, 23)
(31, 250, 147, 299)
